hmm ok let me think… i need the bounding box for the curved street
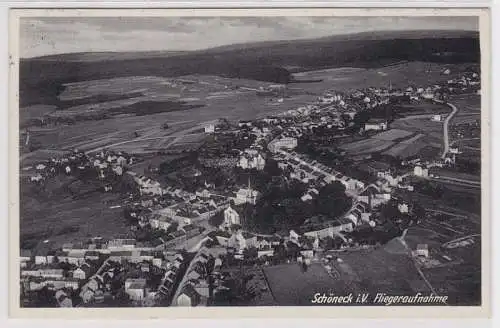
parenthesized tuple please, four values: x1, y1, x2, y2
(439, 101, 459, 159)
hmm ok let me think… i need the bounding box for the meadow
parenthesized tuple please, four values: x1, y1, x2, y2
(20, 176, 132, 250)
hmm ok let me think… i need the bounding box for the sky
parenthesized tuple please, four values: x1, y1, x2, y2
(20, 16, 479, 58)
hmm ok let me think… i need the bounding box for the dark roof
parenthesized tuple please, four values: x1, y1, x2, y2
(85, 251, 100, 257)
(366, 118, 387, 124)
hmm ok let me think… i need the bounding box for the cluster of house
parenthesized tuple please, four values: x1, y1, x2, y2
(237, 148, 266, 171)
(173, 248, 217, 306)
(146, 187, 231, 225)
(275, 150, 365, 193)
(292, 164, 411, 239)
(444, 71, 481, 92)
(21, 237, 192, 307)
(26, 150, 133, 189)
(79, 249, 186, 306)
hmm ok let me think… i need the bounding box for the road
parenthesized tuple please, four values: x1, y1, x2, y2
(438, 101, 459, 159)
(441, 234, 481, 248)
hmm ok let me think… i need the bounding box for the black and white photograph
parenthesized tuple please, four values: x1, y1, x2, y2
(9, 8, 490, 316)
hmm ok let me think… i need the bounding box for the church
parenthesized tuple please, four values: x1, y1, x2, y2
(221, 205, 240, 230)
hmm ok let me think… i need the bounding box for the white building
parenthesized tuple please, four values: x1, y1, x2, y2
(431, 115, 442, 122)
(125, 279, 146, 301)
(364, 119, 388, 132)
(204, 124, 215, 133)
(233, 187, 260, 205)
(398, 203, 409, 214)
(149, 215, 172, 231)
(222, 205, 240, 228)
(414, 165, 429, 178)
(268, 137, 298, 153)
(415, 244, 429, 258)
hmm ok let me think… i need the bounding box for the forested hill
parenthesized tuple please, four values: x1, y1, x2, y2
(20, 30, 480, 106)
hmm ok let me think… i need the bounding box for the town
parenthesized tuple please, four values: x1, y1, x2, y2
(20, 66, 482, 307)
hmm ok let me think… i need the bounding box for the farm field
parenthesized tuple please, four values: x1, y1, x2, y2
(341, 138, 395, 154)
(403, 212, 481, 305)
(21, 76, 317, 162)
(382, 133, 428, 158)
(292, 62, 477, 95)
(452, 138, 480, 150)
(392, 102, 452, 116)
(371, 129, 413, 141)
(342, 125, 437, 159)
(448, 94, 481, 124)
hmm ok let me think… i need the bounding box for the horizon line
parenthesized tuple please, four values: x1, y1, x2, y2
(20, 28, 479, 60)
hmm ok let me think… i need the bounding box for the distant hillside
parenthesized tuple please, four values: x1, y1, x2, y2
(20, 30, 480, 107)
(34, 50, 190, 62)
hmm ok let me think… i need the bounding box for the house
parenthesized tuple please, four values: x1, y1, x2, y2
(126, 281, 147, 301)
(257, 249, 274, 258)
(289, 230, 300, 243)
(55, 290, 73, 308)
(107, 239, 136, 251)
(214, 257, 223, 270)
(204, 124, 215, 133)
(431, 114, 442, 122)
(149, 214, 172, 231)
(300, 250, 314, 258)
(398, 203, 409, 214)
(364, 119, 388, 132)
(72, 267, 87, 280)
(176, 284, 202, 307)
(228, 232, 247, 251)
(413, 165, 429, 178)
(21, 269, 64, 279)
(84, 251, 100, 261)
(268, 137, 298, 153)
(194, 280, 211, 298)
(415, 244, 429, 258)
(20, 249, 32, 267)
(34, 248, 51, 265)
(346, 210, 361, 226)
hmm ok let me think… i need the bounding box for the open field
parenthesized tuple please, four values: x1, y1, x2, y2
(341, 138, 395, 154)
(333, 243, 431, 296)
(448, 94, 481, 124)
(371, 129, 413, 141)
(20, 176, 132, 250)
(342, 125, 436, 159)
(263, 263, 342, 305)
(292, 62, 478, 94)
(429, 168, 481, 183)
(403, 212, 481, 305)
(390, 117, 443, 155)
(382, 133, 428, 158)
(21, 75, 318, 162)
(392, 102, 453, 116)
